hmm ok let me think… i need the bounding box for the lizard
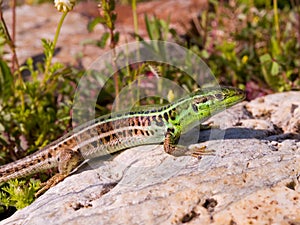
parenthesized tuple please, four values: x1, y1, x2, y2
(0, 86, 245, 196)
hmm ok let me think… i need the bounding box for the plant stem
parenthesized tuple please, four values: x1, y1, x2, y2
(273, 0, 280, 42)
(44, 11, 68, 81)
(110, 32, 119, 110)
(131, 0, 140, 105)
(0, 1, 21, 81)
(53, 12, 67, 53)
(132, 0, 138, 40)
(11, 0, 16, 73)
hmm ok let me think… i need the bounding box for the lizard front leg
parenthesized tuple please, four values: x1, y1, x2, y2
(163, 128, 215, 158)
(35, 149, 83, 197)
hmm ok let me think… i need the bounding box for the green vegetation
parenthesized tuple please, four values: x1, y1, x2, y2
(181, 0, 300, 94)
(0, 1, 80, 214)
(0, 179, 41, 210)
(0, 0, 299, 217)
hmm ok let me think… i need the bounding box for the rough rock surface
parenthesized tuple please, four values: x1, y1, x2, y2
(1, 91, 299, 225)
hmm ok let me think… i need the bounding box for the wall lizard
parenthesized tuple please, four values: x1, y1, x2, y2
(0, 87, 245, 196)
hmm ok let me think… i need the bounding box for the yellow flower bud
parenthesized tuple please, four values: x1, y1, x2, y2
(242, 55, 248, 64)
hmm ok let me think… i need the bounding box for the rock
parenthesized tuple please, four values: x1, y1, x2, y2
(1, 91, 299, 225)
(246, 91, 300, 134)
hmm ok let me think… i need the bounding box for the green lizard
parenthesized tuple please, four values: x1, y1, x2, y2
(0, 86, 245, 196)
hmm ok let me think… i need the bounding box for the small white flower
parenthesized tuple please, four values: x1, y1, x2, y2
(54, 0, 76, 12)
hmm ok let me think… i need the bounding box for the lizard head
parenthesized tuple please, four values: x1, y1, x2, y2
(190, 86, 245, 115)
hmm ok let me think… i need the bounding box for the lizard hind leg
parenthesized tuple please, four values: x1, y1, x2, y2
(35, 149, 83, 197)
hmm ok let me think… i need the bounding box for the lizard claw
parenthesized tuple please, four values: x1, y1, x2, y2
(189, 145, 215, 159)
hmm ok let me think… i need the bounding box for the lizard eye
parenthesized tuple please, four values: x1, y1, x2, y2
(194, 97, 208, 104)
(215, 93, 224, 100)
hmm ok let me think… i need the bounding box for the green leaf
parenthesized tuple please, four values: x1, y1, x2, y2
(271, 36, 281, 56)
(259, 53, 271, 63)
(109, 0, 115, 11)
(41, 39, 53, 53)
(169, 28, 177, 37)
(0, 60, 13, 101)
(111, 13, 117, 23)
(97, 32, 110, 48)
(144, 14, 153, 40)
(271, 61, 279, 75)
(113, 31, 119, 44)
(87, 17, 104, 32)
(200, 50, 210, 59)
